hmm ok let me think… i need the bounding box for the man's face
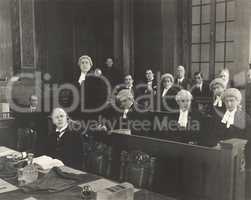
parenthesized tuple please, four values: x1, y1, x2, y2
(80, 58, 91, 73)
(224, 96, 239, 112)
(52, 109, 68, 129)
(177, 98, 191, 111)
(176, 66, 185, 79)
(194, 74, 203, 85)
(212, 84, 224, 97)
(145, 70, 154, 81)
(124, 75, 133, 87)
(30, 96, 38, 107)
(162, 77, 173, 88)
(219, 71, 229, 82)
(106, 58, 113, 68)
(120, 98, 133, 110)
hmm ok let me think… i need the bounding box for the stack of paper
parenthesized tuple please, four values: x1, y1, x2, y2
(33, 155, 64, 170)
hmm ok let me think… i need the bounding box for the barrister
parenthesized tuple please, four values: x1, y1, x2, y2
(160, 73, 180, 112)
(161, 90, 208, 144)
(212, 88, 248, 138)
(208, 77, 227, 117)
(71, 55, 108, 117)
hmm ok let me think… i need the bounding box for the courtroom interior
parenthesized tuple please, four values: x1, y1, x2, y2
(0, 0, 251, 199)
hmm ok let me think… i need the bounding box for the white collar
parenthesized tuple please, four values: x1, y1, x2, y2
(196, 82, 203, 90)
(221, 108, 237, 128)
(180, 109, 189, 115)
(178, 109, 189, 128)
(30, 106, 37, 112)
(162, 85, 172, 97)
(78, 72, 87, 85)
(178, 77, 184, 82)
(56, 123, 68, 138)
(147, 81, 153, 85)
(123, 109, 129, 119)
(213, 95, 223, 107)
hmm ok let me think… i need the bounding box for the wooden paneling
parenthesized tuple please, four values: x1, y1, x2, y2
(0, 0, 13, 79)
(92, 132, 247, 200)
(35, 0, 113, 83)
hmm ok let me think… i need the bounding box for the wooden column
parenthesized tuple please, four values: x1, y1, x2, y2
(234, 0, 251, 75)
(11, 0, 37, 73)
(161, 0, 177, 74)
(0, 0, 14, 79)
(113, 0, 134, 75)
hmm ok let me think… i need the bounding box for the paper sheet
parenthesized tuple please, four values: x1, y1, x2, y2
(0, 178, 18, 194)
(0, 146, 17, 157)
(79, 178, 140, 192)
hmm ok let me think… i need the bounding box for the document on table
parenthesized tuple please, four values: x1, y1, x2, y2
(78, 178, 140, 192)
(0, 146, 17, 157)
(0, 178, 18, 193)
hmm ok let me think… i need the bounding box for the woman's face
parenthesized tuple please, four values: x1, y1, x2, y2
(79, 58, 91, 73)
(177, 98, 191, 111)
(212, 84, 224, 97)
(224, 96, 239, 112)
(52, 110, 68, 129)
(162, 77, 173, 88)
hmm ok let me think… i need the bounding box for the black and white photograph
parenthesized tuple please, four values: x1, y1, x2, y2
(0, 0, 250, 199)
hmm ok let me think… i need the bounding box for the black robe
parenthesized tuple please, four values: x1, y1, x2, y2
(156, 110, 209, 144)
(190, 82, 212, 114)
(63, 70, 109, 118)
(205, 109, 251, 168)
(159, 86, 180, 112)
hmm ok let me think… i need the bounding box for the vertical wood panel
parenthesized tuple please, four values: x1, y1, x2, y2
(0, 0, 13, 79)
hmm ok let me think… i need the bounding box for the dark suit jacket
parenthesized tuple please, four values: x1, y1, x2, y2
(47, 125, 83, 169)
(174, 78, 190, 89)
(102, 66, 123, 88)
(136, 79, 157, 110)
(191, 82, 211, 98)
(246, 83, 251, 116)
(191, 82, 212, 114)
(160, 86, 180, 112)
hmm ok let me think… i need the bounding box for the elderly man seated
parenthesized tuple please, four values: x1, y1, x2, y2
(46, 108, 83, 169)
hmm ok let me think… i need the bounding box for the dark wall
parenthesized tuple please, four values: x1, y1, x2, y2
(36, 0, 113, 83)
(133, 0, 162, 82)
(133, 0, 184, 82)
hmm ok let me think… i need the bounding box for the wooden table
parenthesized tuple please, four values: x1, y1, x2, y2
(0, 146, 175, 200)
